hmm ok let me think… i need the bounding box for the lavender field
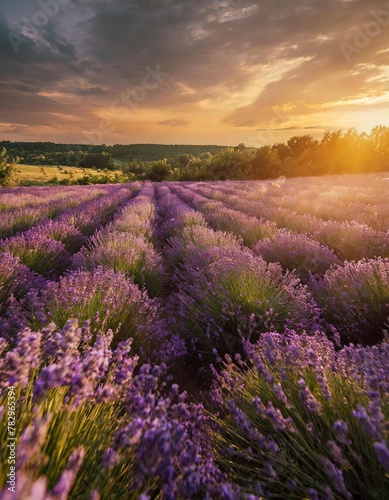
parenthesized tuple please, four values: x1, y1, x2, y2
(0, 174, 388, 499)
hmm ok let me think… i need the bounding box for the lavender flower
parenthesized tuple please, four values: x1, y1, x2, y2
(0, 328, 42, 392)
(320, 457, 350, 497)
(33, 268, 159, 349)
(373, 441, 389, 471)
(17, 409, 51, 470)
(52, 446, 86, 498)
(297, 379, 323, 415)
(333, 420, 350, 446)
(0, 232, 70, 277)
(72, 232, 163, 297)
(0, 252, 44, 316)
(253, 229, 341, 282)
(312, 258, 389, 345)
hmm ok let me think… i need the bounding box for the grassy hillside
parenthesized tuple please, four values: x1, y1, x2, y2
(0, 141, 226, 165)
(12, 164, 123, 185)
(109, 143, 225, 161)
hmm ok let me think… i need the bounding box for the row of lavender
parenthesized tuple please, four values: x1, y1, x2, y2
(184, 180, 389, 261)
(170, 182, 389, 346)
(0, 178, 388, 498)
(196, 173, 389, 231)
(0, 182, 167, 344)
(0, 185, 138, 324)
(0, 182, 226, 498)
(0, 185, 112, 240)
(155, 184, 389, 497)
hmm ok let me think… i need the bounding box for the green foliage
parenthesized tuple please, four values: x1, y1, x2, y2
(370, 125, 389, 156)
(2, 125, 389, 182)
(148, 159, 171, 181)
(80, 152, 114, 170)
(121, 159, 149, 179)
(207, 146, 255, 180)
(0, 385, 121, 495)
(0, 141, 224, 166)
(0, 148, 15, 186)
(250, 146, 281, 179)
(109, 143, 224, 162)
(18, 173, 127, 187)
(287, 134, 319, 156)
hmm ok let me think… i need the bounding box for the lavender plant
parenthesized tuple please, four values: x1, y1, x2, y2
(114, 202, 156, 241)
(34, 220, 86, 253)
(155, 184, 206, 240)
(0, 252, 44, 316)
(165, 224, 239, 272)
(0, 321, 234, 499)
(311, 258, 389, 345)
(170, 247, 318, 369)
(172, 183, 277, 247)
(211, 330, 389, 499)
(0, 233, 70, 277)
(0, 207, 49, 240)
(23, 268, 159, 351)
(58, 186, 135, 236)
(72, 183, 164, 296)
(253, 229, 341, 282)
(0, 175, 387, 499)
(72, 231, 163, 297)
(0, 186, 106, 239)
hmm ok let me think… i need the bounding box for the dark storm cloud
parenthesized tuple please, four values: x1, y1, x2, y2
(0, 0, 388, 141)
(0, 10, 96, 128)
(0, 13, 80, 88)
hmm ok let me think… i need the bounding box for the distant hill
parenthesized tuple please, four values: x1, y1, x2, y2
(108, 143, 226, 161)
(0, 141, 226, 165)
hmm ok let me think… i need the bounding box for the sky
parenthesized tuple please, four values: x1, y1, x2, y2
(0, 0, 389, 146)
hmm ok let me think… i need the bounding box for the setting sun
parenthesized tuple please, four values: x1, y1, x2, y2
(1, 1, 389, 145)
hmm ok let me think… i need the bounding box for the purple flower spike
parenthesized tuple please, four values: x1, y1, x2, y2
(373, 441, 389, 471)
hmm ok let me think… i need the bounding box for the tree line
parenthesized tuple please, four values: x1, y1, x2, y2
(1, 126, 389, 185)
(0, 142, 224, 168)
(122, 126, 389, 181)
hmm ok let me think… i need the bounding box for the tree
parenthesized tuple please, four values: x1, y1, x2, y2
(250, 146, 280, 179)
(272, 143, 291, 161)
(175, 154, 195, 169)
(80, 152, 114, 170)
(122, 159, 148, 178)
(369, 126, 389, 156)
(287, 135, 318, 157)
(0, 148, 16, 186)
(200, 152, 213, 161)
(320, 130, 343, 152)
(208, 147, 254, 180)
(148, 160, 171, 182)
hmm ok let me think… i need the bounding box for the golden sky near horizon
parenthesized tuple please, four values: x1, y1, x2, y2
(0, 0, 389, 146)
